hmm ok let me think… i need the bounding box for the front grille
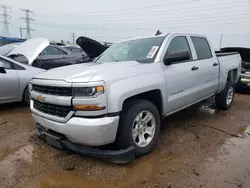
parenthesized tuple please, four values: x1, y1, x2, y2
(33, 100, 73, 117)
(33, 85, 72, 96)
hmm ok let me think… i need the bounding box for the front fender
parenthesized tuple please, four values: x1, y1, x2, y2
(106, 73, 166, 113)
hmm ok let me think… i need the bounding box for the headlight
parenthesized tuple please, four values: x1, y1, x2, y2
(74, 85, 104, 97)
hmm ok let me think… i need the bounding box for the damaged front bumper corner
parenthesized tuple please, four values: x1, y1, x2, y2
(35, 124, 135, 164)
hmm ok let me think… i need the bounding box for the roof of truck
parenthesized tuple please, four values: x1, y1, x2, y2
(119, 33, 208, 43)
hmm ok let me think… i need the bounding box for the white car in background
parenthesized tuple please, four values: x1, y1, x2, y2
(0, 38, 47, 104)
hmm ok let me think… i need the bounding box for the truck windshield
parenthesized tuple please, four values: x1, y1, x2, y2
(96, 37, 165, 63)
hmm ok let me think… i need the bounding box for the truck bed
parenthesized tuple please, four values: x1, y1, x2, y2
(216, 52, 242, 91)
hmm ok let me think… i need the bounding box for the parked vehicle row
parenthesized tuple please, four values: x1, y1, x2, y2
(0, 36, 110, 105)
(28, 33, 241, 163)
(0, 36, 111, 70)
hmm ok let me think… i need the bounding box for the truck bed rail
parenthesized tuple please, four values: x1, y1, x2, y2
(215, 52, 239, 57)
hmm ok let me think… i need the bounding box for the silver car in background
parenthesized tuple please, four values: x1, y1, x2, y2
(0, 38, 48, 104)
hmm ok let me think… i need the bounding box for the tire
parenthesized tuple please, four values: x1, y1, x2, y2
(115, 99, 161, 157)
(215, 81, 235, 110)
(23, 87, 30, 105)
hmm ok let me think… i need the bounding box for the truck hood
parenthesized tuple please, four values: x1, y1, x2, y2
(7, 37, 49, 65)
(34, 61, 156, 83)
(76, 37, 109, 59)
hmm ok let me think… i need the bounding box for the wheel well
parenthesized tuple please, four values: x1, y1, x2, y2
(227, 69, 237, 82)
(122, 90, 163, 115)
(22, 85, 28, 101)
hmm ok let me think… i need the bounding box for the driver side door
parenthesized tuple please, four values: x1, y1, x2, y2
(0, 57, 19, 103)
(164, 36, 200, 114)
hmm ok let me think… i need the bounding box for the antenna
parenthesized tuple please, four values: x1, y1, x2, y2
(20, 9, 35, 39)
(0, 4, 11, 37)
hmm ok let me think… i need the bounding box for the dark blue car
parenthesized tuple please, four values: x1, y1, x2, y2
(0, 37, 25, 47)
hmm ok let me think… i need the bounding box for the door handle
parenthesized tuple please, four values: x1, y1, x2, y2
(213, 62, 219, 66)
(191, 66, 199, 71)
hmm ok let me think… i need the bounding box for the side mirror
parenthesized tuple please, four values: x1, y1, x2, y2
(164, 50, 190, 65)
(0, 61, 6, 74)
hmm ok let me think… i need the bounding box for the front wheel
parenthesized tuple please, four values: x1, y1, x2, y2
(215, 81, 235, 110)
(115, 99, 161, 157)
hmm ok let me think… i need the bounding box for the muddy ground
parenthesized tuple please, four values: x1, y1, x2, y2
(1, 91, 250, 188)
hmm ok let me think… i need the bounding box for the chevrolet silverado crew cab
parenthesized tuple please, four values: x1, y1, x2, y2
(30, 33, 241, 163)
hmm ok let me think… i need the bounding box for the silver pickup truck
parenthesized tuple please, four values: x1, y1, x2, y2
(30, 33, 241, 162)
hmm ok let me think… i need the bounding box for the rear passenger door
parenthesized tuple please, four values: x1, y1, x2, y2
(190, 36, 219, 98)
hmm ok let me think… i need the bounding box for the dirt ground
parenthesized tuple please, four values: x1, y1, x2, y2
(1, 91, 250, 188)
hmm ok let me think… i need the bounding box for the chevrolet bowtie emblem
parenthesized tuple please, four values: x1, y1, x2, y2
(37, 95, 45, 102)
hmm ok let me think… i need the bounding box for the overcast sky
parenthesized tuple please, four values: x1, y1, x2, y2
(0, 0, 250, 46)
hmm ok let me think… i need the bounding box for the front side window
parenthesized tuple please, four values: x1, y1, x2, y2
(191, 37, 212, 60)
(96, 37, 165, 63)
(0, 43, 18, 56)
(0, 57, 13, 69)
(166, 36, 192, 61)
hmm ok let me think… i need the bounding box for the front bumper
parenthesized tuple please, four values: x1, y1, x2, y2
(32, 113, 119, 147)
(36, 125, 135, 164)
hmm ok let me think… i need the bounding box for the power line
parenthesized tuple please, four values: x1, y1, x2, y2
(34, 1, 250, 28)
(36, 13, 250, 29)
(71, 13, 250, 27)
(34, 0, 248, 18)
(74, 0, 200, 15)
(72, 1, 249, 20)
(34, 0, 197, 17)
(20, 9, 35, 39)
(0, 4, 11, 37)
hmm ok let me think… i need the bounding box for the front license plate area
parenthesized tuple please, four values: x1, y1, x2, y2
(44, 133, 63, 149)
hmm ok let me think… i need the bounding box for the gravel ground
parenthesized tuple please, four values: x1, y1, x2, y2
(0, 91, 250, 188)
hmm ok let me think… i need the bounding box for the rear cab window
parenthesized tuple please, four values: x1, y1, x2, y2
(191, 37, 213, 60)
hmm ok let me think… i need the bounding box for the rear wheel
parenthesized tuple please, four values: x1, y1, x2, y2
(115, 99, 161, 157)
(215, 81, 235, 110)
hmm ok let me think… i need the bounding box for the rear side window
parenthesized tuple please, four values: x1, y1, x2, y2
(65, 47, 83, 53)
(41, 46, 68, 55)
(166, 36, 192, 60)
(191, 37, 212, 60)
